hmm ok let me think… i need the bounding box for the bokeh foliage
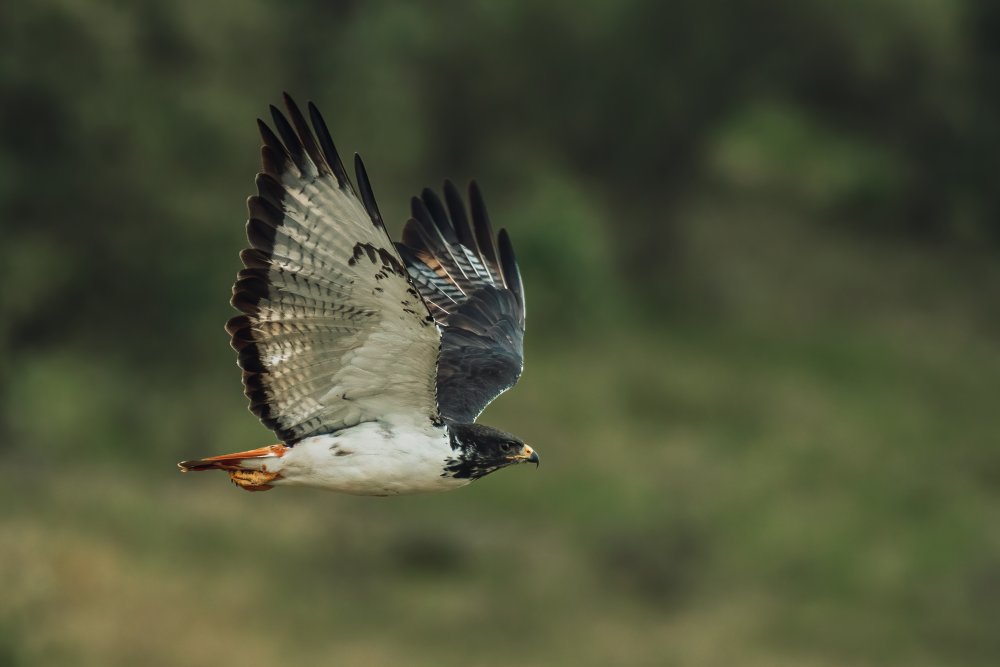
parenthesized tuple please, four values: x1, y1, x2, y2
(2, 1, 999, 666)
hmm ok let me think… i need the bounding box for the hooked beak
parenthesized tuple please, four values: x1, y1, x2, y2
(509, 444, 540, 467)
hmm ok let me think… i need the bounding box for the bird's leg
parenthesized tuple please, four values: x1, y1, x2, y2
(228, 469, 280, 492)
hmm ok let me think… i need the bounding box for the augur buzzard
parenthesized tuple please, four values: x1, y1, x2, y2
(178, 95, 535, 494)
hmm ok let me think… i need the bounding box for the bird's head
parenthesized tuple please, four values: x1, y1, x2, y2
(444, 423, 539, 480)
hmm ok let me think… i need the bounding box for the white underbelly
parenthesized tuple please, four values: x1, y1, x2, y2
(273, 422, 470, 496)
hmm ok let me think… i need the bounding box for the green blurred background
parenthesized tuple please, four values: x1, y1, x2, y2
(2, 1, 999, 665)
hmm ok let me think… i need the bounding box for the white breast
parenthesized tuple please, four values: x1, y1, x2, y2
(271, 421, 470, 495)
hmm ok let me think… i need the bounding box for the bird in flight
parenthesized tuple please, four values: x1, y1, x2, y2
(178, 95, 535, 495)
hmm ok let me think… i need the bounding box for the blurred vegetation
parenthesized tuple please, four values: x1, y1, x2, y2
(2, 1, 999, 665)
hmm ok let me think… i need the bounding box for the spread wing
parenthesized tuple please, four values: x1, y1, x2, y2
(395, 182, 525, 423)
(226, 95, 440, 444)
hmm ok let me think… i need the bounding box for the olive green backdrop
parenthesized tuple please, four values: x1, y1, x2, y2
(2, 1, 999, 665)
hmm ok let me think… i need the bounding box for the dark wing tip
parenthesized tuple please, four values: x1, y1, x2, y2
(254, 172, 284, 207)
(307, 100, 352, 188)
(421, 187, 457, 243)
(401, 217, 426, 250)
(281, 93, 327, 174)
(443, 179, 477, 251)
(256, 118, 284, 153)
(268, 104, 307, 171)
(410, 195, 435, 232)
(469, 180, 500, 268)
(497, 228, 524, 310)
(353, 153, 389, 236)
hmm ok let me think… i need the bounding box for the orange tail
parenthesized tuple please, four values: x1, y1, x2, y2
(177, 444, 288, 472)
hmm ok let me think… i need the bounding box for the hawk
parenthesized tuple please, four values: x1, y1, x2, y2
(178, 95, 535, 494)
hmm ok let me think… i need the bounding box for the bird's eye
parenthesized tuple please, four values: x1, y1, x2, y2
(500, 442, 514, 452)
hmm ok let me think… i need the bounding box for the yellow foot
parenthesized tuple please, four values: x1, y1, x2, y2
(228, 469, 280, 492)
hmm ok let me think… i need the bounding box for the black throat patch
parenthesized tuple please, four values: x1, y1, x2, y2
(440, 425, 503, 480)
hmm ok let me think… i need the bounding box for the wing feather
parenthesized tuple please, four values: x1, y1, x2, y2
(230, 96, 440, 443)
(395, 182, 526, 423)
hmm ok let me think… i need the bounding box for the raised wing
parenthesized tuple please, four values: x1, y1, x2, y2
(395, 182, 525, 423)
(226, 95, 440, 444)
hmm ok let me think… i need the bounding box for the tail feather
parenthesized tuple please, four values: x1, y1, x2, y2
(178, 444, 288, 472)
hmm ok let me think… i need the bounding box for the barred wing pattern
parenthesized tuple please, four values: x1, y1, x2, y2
(395, 182, 526, 423)
(226, 95, 440, 444)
